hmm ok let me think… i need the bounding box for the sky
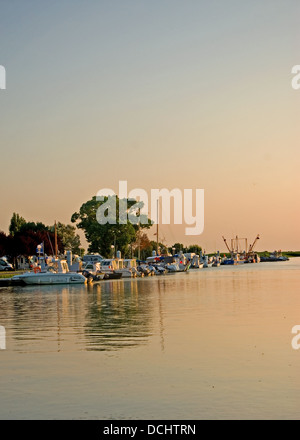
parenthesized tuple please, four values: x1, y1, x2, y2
(0, 0, 299, 252)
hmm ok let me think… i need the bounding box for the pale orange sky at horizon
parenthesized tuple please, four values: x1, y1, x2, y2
(0, 1, 299, 252)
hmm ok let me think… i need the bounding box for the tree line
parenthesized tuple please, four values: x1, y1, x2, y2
(0, 213, 83, 264)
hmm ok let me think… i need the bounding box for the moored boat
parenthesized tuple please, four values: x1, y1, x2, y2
(12, 259, 86, 285)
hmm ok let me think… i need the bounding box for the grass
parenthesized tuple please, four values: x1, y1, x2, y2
(0, 271, 25, 279)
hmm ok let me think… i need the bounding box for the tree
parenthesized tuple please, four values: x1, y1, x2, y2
(51, 222, 81, 254)
(71, 196, 152, 258)
(169, 243, 184, 254)
(136, 240, 167, 259)
(19, 221, 48, 233)
(9, 213, 26, 236)
(4, 214, 68, 265)
(132, 232, 151, 259)
(0, 231, 7, 257)
(6, 229, 64, 259)
(187, 244, 202, 254)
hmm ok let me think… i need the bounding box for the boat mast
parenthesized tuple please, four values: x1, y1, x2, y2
(47, 231, 55, 256)
(138, 222, 141, 261)
(156, 198, 159, 255)
(55, 221, 58, 259)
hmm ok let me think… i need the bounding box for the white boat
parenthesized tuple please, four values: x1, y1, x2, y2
(203, 256, 213, 268)
(119, 259, 140, 277)
(166, 262, 180, 272)
(151, 264, 167, 275)
(137, 264, 153, 276)
(81, 262, 105, 281)
(183, 253, 203, 269)
(212, 256, 221, 267)
(100, 258, 138, 278)
(12, 259, 87, 285)
(166, 261, 190, 272)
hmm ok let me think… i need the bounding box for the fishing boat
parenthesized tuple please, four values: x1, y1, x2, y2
(222, 234, 261, 264)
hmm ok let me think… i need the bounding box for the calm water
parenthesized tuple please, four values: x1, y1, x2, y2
(0, 259, 300, 420)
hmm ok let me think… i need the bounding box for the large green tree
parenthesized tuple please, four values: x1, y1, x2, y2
(71, 196, 152, 257)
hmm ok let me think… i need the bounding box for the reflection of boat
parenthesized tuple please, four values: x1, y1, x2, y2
(12, 259, 87, 285)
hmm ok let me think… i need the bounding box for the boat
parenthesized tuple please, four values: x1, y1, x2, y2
(100, 258, 137, 278)
(245, 253, 261, 263)
(203, 256, 213, 268)
(183, 253, 203, 269)
(222, 258, 234, 265)
(145, 257, 167, 274)
(103, 272, 123, 280)
(12, 258, 87, 285)
(211, 252, 221, 267)
(151, 264, 168, 275)
(118, 259, 141, 277)
(222, 234, 261, 264)
(260, 250, 289, 262)
(12, 223, 87, 285)
(81, 262, 105, 282)
(166, 260, 190, 273)
(137, 263, 153, 276)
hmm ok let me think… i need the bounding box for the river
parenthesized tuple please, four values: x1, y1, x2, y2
(0, 258, 300, 419)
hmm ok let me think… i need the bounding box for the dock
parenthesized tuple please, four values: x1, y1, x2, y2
(0, 278, 23, 287)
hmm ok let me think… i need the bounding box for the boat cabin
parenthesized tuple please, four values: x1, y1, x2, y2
(83, 254, 103, 264)
(122, 259, 137, 269)
(47, 259, 69, 273)
(100, 259, 118, 271)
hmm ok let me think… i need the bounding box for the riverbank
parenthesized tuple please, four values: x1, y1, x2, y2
(0, 271, 25, 279)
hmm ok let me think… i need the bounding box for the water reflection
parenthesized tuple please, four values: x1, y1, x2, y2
(84, 280, 153, 351)
(1, 260, 299, 355)
(0, 280, 154, 353)
(1, 260, 300, 419)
